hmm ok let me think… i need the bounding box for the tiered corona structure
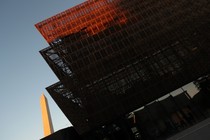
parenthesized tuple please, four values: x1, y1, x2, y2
(36, 0, 210, 137)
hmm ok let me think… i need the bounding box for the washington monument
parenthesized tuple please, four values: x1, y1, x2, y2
(40, 94, 54, 137)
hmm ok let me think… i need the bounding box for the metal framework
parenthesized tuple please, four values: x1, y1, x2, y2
(35, 0, 127, 43)
(37, 0, 210, 135)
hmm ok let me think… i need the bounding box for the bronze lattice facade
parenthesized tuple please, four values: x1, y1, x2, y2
(37, 0, 210, 135)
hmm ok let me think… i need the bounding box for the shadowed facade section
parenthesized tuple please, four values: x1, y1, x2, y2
(36, 0, 210, 137)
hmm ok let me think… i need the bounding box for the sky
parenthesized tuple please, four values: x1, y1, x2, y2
(0, 1, 85, 140)
(0, 1, 200, 140)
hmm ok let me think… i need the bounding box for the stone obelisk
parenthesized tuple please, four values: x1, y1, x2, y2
(40, 94, 54, 137)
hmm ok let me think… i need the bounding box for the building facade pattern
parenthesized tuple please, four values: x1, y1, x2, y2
(37, 0, 210, 135)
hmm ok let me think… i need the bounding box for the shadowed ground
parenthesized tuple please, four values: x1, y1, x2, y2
(168, 117, 210, 140)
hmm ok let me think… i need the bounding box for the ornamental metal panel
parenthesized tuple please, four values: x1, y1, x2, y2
(37, 0, 210, 135)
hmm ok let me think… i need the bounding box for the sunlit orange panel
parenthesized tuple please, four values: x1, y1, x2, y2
(35, 0, 126, 43)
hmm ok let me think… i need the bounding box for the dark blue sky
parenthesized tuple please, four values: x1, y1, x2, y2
(0, 1, 84, 140)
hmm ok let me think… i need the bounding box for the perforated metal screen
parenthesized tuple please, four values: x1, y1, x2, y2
(38, 0, 210, 135)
